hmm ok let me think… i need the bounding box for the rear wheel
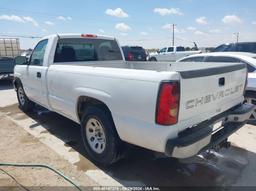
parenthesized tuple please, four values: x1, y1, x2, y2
(16, 83, 34, 112)
(81, 106, 123, 166)
(149, 57, 157, 61)
(244, 92, 256, 120)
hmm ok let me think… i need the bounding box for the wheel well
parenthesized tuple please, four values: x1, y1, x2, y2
(13, 78, 22, 91)
(77, 96, 121, 139)
(150, 57, 157, 61)
(77, 96, 112, 122)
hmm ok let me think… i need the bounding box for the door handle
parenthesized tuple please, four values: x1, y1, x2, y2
(37, 72, 41, 78)
(219, 77, 225, 86)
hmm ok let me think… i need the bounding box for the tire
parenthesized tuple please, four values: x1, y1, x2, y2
(16, 83, 34, 112)
(81, 106, 123, 166)
(149, 57, 157, 61)
(244, 91, 256, 121)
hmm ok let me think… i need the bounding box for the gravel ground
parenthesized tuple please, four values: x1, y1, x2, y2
(0, 111, 98, 190)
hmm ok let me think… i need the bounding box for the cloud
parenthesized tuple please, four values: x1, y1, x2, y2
(252, 21, 256, 25)
(45, 21, 54, 26)
(57, 16, 72, 21)
(154, 8, 183, 16)
(23, 16, 39, 27)
(120, 33, 128, 36)
(209, 29, 221, 33)
(42, 29, 48, 33)
(57, 16, 66, 21)
(0, 14, 24, 23)
(99, 29, 105, 33)
(194, 30, 206, 35)
(222, 15, 242, 24)
(175, 28, 186, 34)
(196, 17, 208, 25)
(162, 24, 172, 29)
(187, 26, 196, 31)
(140, 32, 148, 36)
(0, 15, 39, 27)
(115, 23, 131, 32)
(105, 8, 129, 18)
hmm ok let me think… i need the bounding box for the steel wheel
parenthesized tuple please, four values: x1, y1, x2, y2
(244, 97, 256, 119)
(18, 87, 25, 106)
(85, 118, 106, 154)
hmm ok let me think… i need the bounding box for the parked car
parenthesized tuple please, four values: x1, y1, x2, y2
(149, 46, 201, 62)
(0, 57, 15, 77)
(178, 52, 256, 120)
(14, 34, 253, 166)
(213, 42, 256, 54)
(0, 38, 21, 76)
(122, 46, 147, 61)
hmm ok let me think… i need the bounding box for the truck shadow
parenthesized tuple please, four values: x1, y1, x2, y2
(0, 77, 13, 90)
(2, 104, 255, 187)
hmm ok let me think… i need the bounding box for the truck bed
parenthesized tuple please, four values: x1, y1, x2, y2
(56, 60, 245, 74)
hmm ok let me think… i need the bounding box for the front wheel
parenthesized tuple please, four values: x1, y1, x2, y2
(16, 83, 34, 112)
(81, 106, 123, 166)
(149, 57, 157, 61)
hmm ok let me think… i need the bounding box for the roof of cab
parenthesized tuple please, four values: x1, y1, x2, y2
(42, 33, 115, 40)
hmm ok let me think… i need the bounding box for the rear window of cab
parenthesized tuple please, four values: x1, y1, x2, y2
(54, 38, 123, 63)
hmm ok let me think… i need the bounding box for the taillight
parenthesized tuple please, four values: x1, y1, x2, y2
(128, 53, 134, 61)
(156, 82, 180, 125)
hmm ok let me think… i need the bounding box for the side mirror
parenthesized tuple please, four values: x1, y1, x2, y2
(157, 50, 160, 54)
(14, 56, 28, 65)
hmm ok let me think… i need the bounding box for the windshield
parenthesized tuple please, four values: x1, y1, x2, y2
(214, 44, 236, 52)
(130, 47, 146, 54)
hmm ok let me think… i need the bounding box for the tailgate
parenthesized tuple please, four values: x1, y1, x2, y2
(178, 63, 247, 130)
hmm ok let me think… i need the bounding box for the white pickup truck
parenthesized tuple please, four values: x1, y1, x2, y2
(13, 34, 254, 166)
(149, 46, 201, 62)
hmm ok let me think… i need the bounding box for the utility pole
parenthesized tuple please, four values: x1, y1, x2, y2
(172, 24, 177, 46)
(234, 32, 239, 43)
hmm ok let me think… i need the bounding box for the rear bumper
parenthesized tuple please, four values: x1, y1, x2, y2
(165, 103, 255, 158)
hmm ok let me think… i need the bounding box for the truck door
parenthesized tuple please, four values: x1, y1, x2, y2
(175, 46, 186, 61)
(22, 39, 48, 107)
(166, 47, 175, 61)
(157, 47, 167, 61)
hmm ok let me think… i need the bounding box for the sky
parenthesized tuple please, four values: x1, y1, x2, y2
(0, 0, 255, 49)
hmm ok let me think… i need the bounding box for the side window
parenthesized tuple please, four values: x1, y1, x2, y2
(205, 56, 240, 62)
(179, 56, 204, 62)
(30, 40, 48, 66)
(247, 64, 256, 73)
(167, 47, 174, 52)
(241, 61, 256, 73)
(54, 38, 122, 63)
(236, 43, 256, 53)
(176, 46, 185, 52)
(237, 44, 250, 52)
(159, 48, 167, 53)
